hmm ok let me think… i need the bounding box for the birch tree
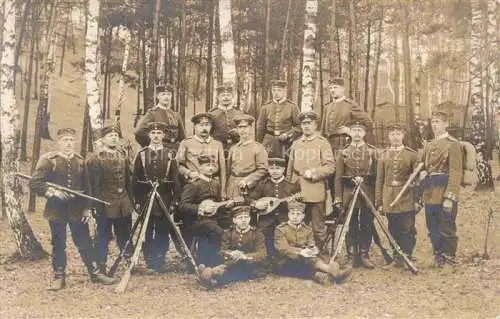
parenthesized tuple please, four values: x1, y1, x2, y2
(0, 0, 46, 260)
(218, 0, 237, 86)
(300, 0, 318, 111)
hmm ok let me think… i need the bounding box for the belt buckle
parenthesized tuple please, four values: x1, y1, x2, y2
(117, 188, 123, 194)
(390, 181, 402, 187)
(274, 130, 281, 136)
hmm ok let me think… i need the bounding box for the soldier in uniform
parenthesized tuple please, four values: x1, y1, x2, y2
(176, 113, 226, 196)
(249, 157, 300, 259)
(30, 128, 116, 290)
(226, 114, 268, 197)
(274, 200, 351, 284)
(209, 82, 246, 151)
(419, 111, 463, 267)
(86, 125, 134, 275)
(134, 84, 186, 147)
(375, 124, 419, 268)
(256, 80, 301, 158)
(132, 122, 181, 274)
(334, 121, 377, 269)
(199, 206, 267, 287)
(178, 155, 229, 267)
(286, 111, 335, 254)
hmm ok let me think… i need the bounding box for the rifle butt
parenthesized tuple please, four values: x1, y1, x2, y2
(114, 270, 131, 293)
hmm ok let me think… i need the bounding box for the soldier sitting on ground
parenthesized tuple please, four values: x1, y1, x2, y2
(274, 200, 352, 285)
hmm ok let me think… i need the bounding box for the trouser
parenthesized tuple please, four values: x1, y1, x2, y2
(387, 211, 417, 257)
(49, 218, 97, 278)
(186, 219, 224, 267)
(143, 214, 170, 270)
(347, 207, 373, 255)
(216, 261, 265, 286)
(273, 256, 316, 279)
(304, 202, 328, 252)
(257, 214, 286, 259)
(424, 203, 458, 258)
(94, 214, 133, 268)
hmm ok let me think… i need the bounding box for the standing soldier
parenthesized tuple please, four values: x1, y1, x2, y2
(30, 128, 116, 290)
(209, 82, 245, 152)
(375, 124, 419, 268)
(132, 122, 181, 274)
(419, 111, 463, 267)
(176, 113, 226, 197)
(226, 114, 268, 198)
(86, 125, 134, 275)
(287, 111, 335, 255)
(334, 121, 377, 269)
(134, 84, 186, 148)
(256, 80, 301, 158)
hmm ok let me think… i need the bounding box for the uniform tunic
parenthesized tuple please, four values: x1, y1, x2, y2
(134, 106, 186, 147)
(209, 106, 245, 150)
(220, 226, 267, 266)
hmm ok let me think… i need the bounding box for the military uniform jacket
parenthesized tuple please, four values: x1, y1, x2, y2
(132, 146, 181, 216)
(220, 226, 267, 265)
(375, 146, 419, 213)
(134, 106, 186, 147)
(227, 140, 269, 189)
(178, 177, 221, 225)
(208, 106, 245, 148)
(420, 133, 463, 204)
(29, 152, 89, 221)
(335, 142, 377, 208)
(274, 222, 316, 260)
(286, 134, 335, 203)
(320, 97, 372, 137)
(256, 100, 300, 142)
(86, 147, 133, 218)
(249, 177, 300, 219)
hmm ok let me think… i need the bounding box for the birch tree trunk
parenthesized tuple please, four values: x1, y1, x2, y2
(262, 0, 271, 101)
(1, 0, 46, 260)
(300, 0, 318, 111)
(115, 28, 131, 126)
(205, 0, 215, 111)
(218, 0, 237, 87)
(278, 0, 292, 78)
(402, 2, 415, 148)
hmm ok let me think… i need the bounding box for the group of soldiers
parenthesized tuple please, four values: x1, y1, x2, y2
(29, 77, 463, 291)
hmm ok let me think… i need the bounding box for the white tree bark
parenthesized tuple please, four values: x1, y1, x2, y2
(116, 28, 131, 114)
(85, 0, 103, 131)
(0, 0, 45, 259)
(300, 0, 318, 111)
(218, 0, 237, 86)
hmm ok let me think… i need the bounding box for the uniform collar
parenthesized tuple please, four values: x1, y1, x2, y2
(435, 132, 449, 140)
(155, 103, 172, 110)
(389, 145, 404, 151)
(351, 141, 366, 148)
(238, 139, 253, 146)
(148, 144, 164, 152)
(235, 226, 251, 234)
(302, 133, 318, 141)
(194, 135, 212, 144)
(58, 152, 75, 160)
(218, 104, 234, 111)
(271, 176, 285, 184)
(287, 221, 302, 229)
(332, 96, 345, 103)
(272, 98, 286, 104)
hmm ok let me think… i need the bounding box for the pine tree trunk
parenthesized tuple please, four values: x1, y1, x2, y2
(393, 27, 401, 121)
(58, 9, 69, 76)
(20, 20, 36, 162)
(151, 0, 161, 98)
(329, 0, 337, 76)
(262, 0, 271, 101)
(13, 0, 31, 89)
(214, 3, 223, 87)
(177, 2, 187, 125)
(218, 0, 237, 86)
(1, 0, 46, 260)
(115, 28, 131, 124)
(300, 0, 318, 111)
(205, 0, 214, 111)
(278, 0, 292, 78)
(347, 0, 355, 100)
(370, 10, 383, 119)
(363, 19, 371, 112)
(402, 3, 415, 148)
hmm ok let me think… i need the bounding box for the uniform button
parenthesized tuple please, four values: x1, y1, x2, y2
(117, 188, 123, 193)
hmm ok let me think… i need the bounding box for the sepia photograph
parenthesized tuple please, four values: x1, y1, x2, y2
(0, 0, 499, 317)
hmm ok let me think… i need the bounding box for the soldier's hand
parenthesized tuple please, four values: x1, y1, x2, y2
(238, 180, 247, 190)
(253, 199, 269, 211)
(414, 202, 423, 213)
(54, 190, 74, 201)
(278, 133, 289, 142)
(188, 171, 200, 181)
(333, 201, 344, 217)
(419, 170, 428, 181)
(442, 199, 454, 213)
(299, 248, 315, 258)
(353, 176, 364, 185)
(81, 209, 92, 224)
(377, 205, 385, 216)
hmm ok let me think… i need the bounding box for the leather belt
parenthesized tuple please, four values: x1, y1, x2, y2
(266, 130, 282, 136)
(390, 181, 403, 187)
(231, 170, 254, 178)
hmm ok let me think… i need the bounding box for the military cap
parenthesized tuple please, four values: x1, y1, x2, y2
(197, 154, 212, 165)
(268, 157, 286, 167)
(56, 128, 76, 138)
(386, 123, 405, 132)
(287, 200, 306, 213)
(100, 124, 122, 138)
(156, 83, 173, 93)
(191, 112, 214, 124)
(233, 114, 255, 126)
(431, 110, 450, 121)
(298, 110, 318, 122)
(328, 77, 345, 86)
(271, 80, 287, 88)
(232, 206, 251, 217)
(147, 122, 167, 132)
(216, 82, 234, 94)
(348, 120, 367, 130)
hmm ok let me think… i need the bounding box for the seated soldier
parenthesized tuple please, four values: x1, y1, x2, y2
(199, 206, 267, 287)
(274, 200, 352, 285)
(178, 155, 231, 267)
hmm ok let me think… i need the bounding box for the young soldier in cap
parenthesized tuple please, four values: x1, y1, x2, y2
(199, 206, 267, 287)
(30, 128, 116, 290)
(249, 157, 300, 258)
(334, 120, 377, 268)
(419, 111, 463, 267)
(176, 113, 227, 196)
(178, 154, 229, 266)
(375, 124, 419, 268)
(226, 114, 269, 197)
(256, 80, 301, 158)
(86, 124, 134, 275)
(274, 200, 351, 284)
(135, 84, 186, 147)
(287, 111, 335, 254)
(132, 122, 181, 274)
(209, 82, 246, 151)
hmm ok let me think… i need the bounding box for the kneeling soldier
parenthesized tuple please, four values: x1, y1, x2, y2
(30, 128, 116, 290)
(375, 124, 419, 268)
(199, 206, 267, 287)
(274, 200, 351, 284)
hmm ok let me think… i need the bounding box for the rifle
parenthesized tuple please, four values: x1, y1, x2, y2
(371, 224, 394, 264)
(115, 182, 158, 293)
(358, 188, 419, 274)
(330, 183, 361, 263)
(389, 162, 424, 208)
(255, 192, 303, 216)
(15, 172, 111, 206)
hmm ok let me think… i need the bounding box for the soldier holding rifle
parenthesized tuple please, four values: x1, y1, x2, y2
(29, 128, 116, 291)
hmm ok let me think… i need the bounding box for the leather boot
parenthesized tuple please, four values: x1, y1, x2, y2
(360, 251, 375, 269)
(434, 253, 445, 268)
(312, 271, 330, 285)
(48, 276, 66, 291)
(394, 255, 405, 268)
(91, 272, 118, 285)
(97, 263, 107, 276)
